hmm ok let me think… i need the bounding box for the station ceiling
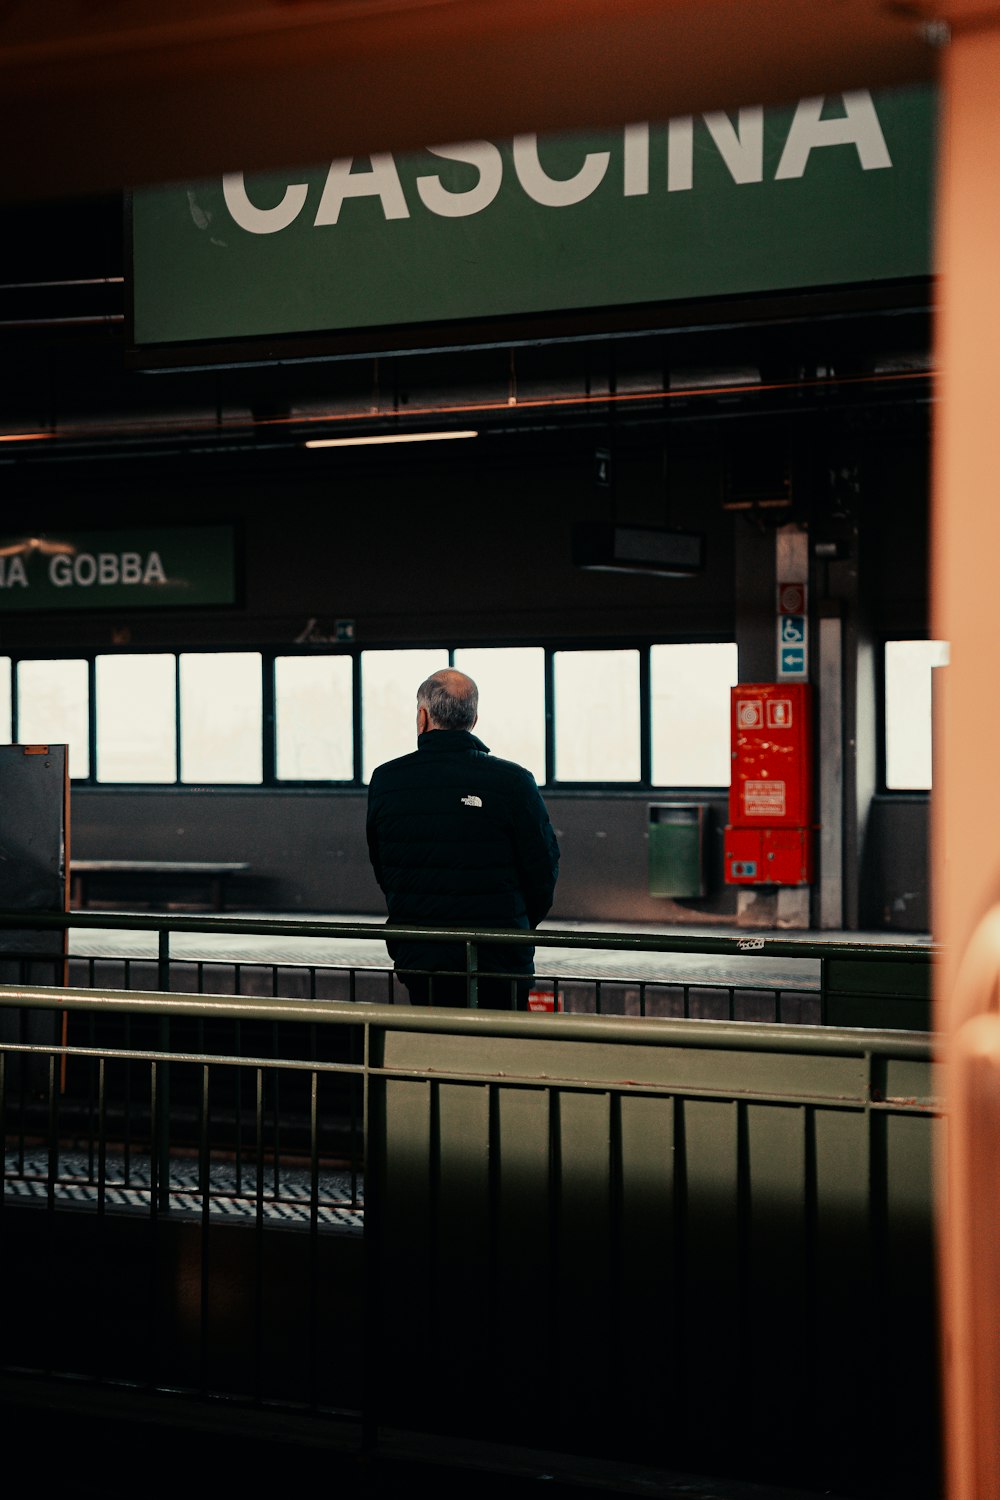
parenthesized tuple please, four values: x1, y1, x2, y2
(0, 2, 942, 202)
(0, 4, 940, 472)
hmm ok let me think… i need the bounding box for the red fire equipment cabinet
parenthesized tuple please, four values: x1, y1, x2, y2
(724, 683, 814, 886)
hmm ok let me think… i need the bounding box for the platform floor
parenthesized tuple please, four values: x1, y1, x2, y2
(0, 1374, 873, 1500)
(64, 912, 932, 994)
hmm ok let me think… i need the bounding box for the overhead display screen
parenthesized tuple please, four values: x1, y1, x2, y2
(130, 85, 936, 351)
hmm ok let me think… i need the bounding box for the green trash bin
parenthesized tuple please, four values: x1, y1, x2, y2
(648, 802, 707, 898)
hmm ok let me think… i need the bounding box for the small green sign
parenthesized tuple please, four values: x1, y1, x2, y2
(0, 527, 236, 611)
(131, 85, 936, 349)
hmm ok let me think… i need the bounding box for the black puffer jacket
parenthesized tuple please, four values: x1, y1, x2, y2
(366, 730, 560, 977)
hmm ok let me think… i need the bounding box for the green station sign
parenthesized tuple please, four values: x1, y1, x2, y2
(131, 85, 936, 348)
(0, 527, 236, 611)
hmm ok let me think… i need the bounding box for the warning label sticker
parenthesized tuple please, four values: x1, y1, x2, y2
(744, 780, 786, 818)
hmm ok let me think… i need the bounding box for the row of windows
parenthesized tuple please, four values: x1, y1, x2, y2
(0, 639, 945, 790)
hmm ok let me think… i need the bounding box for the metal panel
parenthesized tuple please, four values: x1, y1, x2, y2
(378, 1026, 874, 1102)
(369, 1012, 939, 1494)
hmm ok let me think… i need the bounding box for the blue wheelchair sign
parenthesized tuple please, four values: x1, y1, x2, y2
(777, 614, 808, 678)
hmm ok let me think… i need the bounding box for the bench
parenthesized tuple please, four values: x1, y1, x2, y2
(70, 860, 251, 912)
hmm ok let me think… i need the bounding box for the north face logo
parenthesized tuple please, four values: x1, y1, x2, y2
(461, 795, 483, 808)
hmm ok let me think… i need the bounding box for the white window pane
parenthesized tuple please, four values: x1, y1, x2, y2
(554, 649, 640, 781)
(651, 642, 738, 786)
(362, 648, 448, 782)
(885, 639, 950, 790)
(17, 659, 90, 778)
(180, 652, 262, 784)
(276, 656, 354, 780)
(96, 655, 177, 783)
(0, 658, 11, 743)
(453, 647, 546, 783)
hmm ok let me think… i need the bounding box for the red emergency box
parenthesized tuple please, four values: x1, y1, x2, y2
(724, 827, 813, 885)
(724, 683, 813, 886)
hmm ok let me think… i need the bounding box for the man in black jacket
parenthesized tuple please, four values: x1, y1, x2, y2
(365, 668, 560, 1007)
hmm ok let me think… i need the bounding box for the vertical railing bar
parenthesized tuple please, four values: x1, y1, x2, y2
(271, 1044, 280, 1202)
(867, 1046, 891, 1469)
(147, 1059, 160, 1391)
(803, 1101, 819, 1402)
(736, 1096, 751, 1379)
(97, 1057, 107, 1217)
(46, 1051, 58, 1214)
(350, 1025, 361, 1210)
(428, 1077, 440, 1329)
(608, 1088, 624, 1374)
(156, 929, 171, 1213)
(86, 1001, 97, 1180)
(361, 1017, 376, 1454)
(308, 1066, 320, 1407)
(271, 969, 281, 1198)
(547, 1084, 560, 1391)
(487, 1079, 500, 1357)
(253, 1064, 265, 1404)
(671, 1092, 689, 1420)
(466, 941, 479, 1009)
(234, 1017, 243, 1194)
(16, 1010, 25, 1174)
(200, 1060, 211, 1395)
(0, 1051, 6, 1226)
(123, 1041, 132, 1185)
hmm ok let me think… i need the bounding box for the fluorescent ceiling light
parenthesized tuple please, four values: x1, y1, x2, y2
(304, 429, 478, 449)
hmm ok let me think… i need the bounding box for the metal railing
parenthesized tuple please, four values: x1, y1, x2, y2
(0, 976, 941, 1497)
(0, 907, 939, 1028)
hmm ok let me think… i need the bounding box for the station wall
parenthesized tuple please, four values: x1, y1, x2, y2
(8, 394, 932, 930)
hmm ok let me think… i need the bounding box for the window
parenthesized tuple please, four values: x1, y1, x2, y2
(361, 648, 448, 782)
(650, 642, 738, 786)
(0, 657, 10, 744)
(275, 655, 354, 780)
(0, 639, 744, 789)
(179, 652, 263, 784)
(17, 659, 90, 778)
(553, 649, 641, 781)
(96, 654, 177, 783)
(885, 639, 949, 790)
(453, 646, 546, 782)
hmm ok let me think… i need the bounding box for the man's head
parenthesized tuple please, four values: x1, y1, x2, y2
(416, 669, 479, 735)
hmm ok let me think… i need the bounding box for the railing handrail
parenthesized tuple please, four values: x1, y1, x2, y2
(0, 978, 937, 1057)
(0, 907, 941, 965)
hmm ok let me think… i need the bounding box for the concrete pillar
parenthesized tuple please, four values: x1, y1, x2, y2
(932, 15, 1000, 1497)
